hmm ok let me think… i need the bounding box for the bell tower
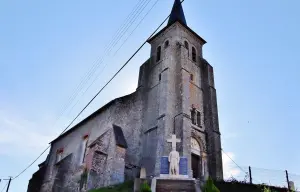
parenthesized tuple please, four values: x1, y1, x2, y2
(139, 0, 223, 180)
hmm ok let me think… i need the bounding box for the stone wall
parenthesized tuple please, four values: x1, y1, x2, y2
(139, 21, 223, 179)
(41, 91, 144, 191)
(86, 132, 111, 189)
(27, 164, 46, 192)
(201, 58, 223, 180)
(37, 20, 224, 192)
(51, 154, 74, 192)
(140, 22, 211, 178)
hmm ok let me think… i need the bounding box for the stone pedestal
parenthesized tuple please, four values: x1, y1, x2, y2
(151, 134, 198, 191)
(159, 156, 188, 178)
(154, 177, 196, 192)
(134, 178, 141, 192)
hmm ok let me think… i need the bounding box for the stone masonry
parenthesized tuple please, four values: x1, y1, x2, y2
(28, 1, 223, 191)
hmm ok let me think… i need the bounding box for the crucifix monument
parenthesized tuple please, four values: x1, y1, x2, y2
(167, 134, 181, 176)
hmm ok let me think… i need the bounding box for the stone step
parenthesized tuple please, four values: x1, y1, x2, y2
(156, 179, 196, 192)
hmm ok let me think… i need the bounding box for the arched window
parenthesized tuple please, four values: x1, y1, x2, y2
(156, 46, 161, 62)
(192, 47, 196, 62)
(79, 134, 89, 164)
(191, 137, 201, 155)
(184, 41, 189, 49)
(197, 112, 201, 127)
(190, 74, 194, 81)
(56, 148, 64, 163)
(164, 40, 169, 48)
(191, 107, 201, 127)
(191, 137, 202, 179)
(191, 108, 196, 125)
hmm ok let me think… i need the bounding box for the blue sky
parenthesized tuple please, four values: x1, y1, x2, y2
(0, 0, 300, 191)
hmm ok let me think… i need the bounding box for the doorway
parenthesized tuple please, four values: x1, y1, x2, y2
(191, 153, 200, 179)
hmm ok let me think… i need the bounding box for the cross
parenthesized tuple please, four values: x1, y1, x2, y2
(167, 134, 181, 149)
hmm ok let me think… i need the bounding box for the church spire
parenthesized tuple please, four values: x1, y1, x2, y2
(168, 0, 187, 26)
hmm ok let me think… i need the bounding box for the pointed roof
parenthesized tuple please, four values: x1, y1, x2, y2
(168, 0, 187, 26)
(147, 0, 207, 44)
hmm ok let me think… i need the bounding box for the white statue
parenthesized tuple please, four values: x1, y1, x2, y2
(168, 145, 180, 175)
(167, 134, 181, 176)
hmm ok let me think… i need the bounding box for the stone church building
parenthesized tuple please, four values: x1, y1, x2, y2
(28, 0, 223, 191)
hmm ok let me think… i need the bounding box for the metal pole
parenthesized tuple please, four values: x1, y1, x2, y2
(249, 166, 253, 184)
(286, 170, 290, 191)
(6, 177, 12, 192)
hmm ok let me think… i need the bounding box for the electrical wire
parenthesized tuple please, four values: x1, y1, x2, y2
(0, 182, 8, 192)
(12, 0, 185, 181)
(222, 148, 248, 174)
(65, 0, 161, 115)
(51, 0, 152, 129)
(12, 3, 153, 181)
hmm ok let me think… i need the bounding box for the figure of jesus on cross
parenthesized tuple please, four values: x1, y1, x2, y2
(167, 134, 181, 176)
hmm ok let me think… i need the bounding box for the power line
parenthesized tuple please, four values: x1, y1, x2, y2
(53, 0, 152, 125)
(0, 183, 8, 192)
(12, 0, 151, 179)
(17, 2, 152, 174)
(13, 0, 184, 181)
(57, 0, 148, 113)
(222, 149, 262, 185)
(65, 0, 161, 115)
(222, 148, 248, 174)
(58, 0, 153, 118)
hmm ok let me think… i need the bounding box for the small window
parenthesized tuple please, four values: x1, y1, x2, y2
(184, 41, 189, 49)
(56, 148, 64, 163)
(197, 112, 201, 127)
(191, 109, 196, 125)
(190, 74, 194, 81)
(81, 135, 89, 163)
(192, 47, 196, 62)
(191, 108, 201, 127)
(164, 40, 169, 48)
(159, 73, 161, 81)
(156, 46, 161, 62)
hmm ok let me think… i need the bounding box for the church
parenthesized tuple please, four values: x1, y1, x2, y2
(28, 0, 223, 191)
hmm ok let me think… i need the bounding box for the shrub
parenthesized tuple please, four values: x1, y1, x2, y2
(202, 177, 220, 192)
(140, 181, 152, 192)
(261, 185, 279, 192)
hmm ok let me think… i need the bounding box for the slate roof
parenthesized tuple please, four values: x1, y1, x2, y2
(168, 0, 187, 26)
(147, 20, 206, 44)
(147, 0, 206, 44)
(50, 92, 136, 144)
(113, 124, 128, 148)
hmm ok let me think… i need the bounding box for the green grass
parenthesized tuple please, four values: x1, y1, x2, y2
(88, 181, 134, 192)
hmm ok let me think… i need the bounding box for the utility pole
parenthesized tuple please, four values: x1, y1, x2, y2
(3, 177, 12, 192)
(248, 166, 253, 184)
(286, 170, 290, 191)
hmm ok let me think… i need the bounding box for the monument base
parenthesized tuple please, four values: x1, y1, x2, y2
(159, 174, 189, 179)
(152, 177, 197, 192)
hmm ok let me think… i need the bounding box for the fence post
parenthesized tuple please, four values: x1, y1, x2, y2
(249, 166, 253, 184)
(286, 170, 290, 191)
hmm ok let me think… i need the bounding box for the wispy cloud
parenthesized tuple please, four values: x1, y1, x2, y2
(222, 152, 243, 179)
(0, 112, 58, 157)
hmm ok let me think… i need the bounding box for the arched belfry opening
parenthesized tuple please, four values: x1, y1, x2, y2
(191, 137, 202, 179)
